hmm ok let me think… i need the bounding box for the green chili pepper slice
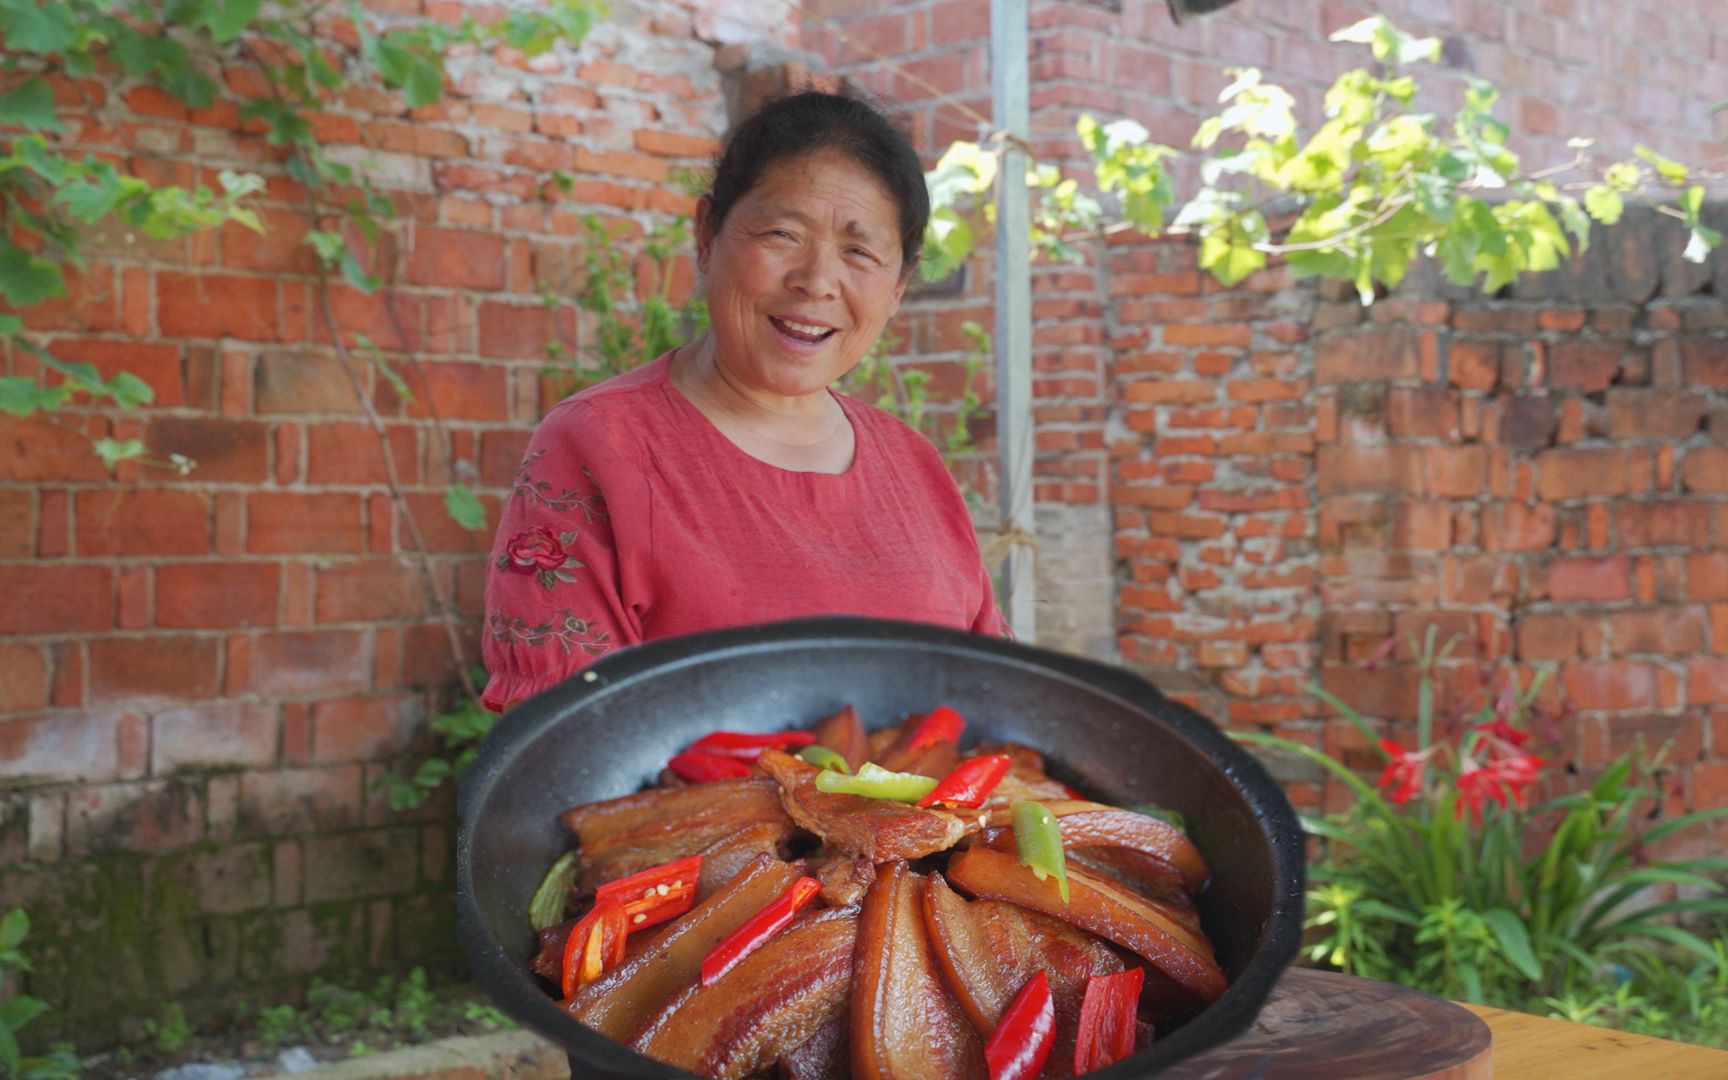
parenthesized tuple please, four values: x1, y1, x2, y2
(798, 745, 852, 773)
(813, 761, 938, 802)
(528, 850, 579, 931)
(1011, 800, 1069, 903)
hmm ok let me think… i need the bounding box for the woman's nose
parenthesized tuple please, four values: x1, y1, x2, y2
(787, 243, 840, 299)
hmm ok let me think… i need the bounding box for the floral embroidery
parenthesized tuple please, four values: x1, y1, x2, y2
(498, 526, 585, 592)
(489, 609, 612, 656)
(512, 450, 607, 522)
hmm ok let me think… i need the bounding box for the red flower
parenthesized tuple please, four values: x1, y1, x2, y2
(504, 527, 568, 572)
(1376, 740, 1428, 805)
(1475, 717, 1530, 750)
(1455, 749, 1545, 820)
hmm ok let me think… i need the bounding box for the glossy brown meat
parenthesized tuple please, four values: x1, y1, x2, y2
(561, 777, 791, 892)
(811, 704, 870, 771)
(980, 805, 1208, 896)
(924, 876, 1122, 1079)
(946, 846, 1227, 1006)
(758, 750, 966, 862)
(816, 856, 877, 908)
(630, 906, 859, 1080)
(696, 820, 797, 900)
(977, 742, 1074, 806)
(852, 861, 985, 1080)
(778, 1011, 851, 1080)
(1066, 847, 1198, 921)
(567, 853, 802, 1041)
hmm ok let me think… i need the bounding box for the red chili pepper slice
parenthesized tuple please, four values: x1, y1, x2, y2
(984, 969, 1055, 1080)
(916, 754, 1013, 808)
(595, 854, 701, 932)
(559, 898, 629, 998)
(667, 750, 754, 784)
(698, 875, 822, 987)
(686, 730, 817, 759)
(1073, 966, 1145, 1074)
(905, 705, 966, 751)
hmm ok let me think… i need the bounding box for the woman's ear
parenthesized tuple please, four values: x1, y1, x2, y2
(694, 195, 716, 274)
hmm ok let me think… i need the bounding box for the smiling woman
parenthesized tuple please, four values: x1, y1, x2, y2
(481, 90, 1010, 713)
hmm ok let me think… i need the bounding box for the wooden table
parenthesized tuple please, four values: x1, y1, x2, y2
(1170, 968, 1728, 1079)
(1459, 1002, 1728, 1079)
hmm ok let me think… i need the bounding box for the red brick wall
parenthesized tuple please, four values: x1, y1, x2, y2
(812, 0, 1728, 840)
(0, 0, 796, 1043)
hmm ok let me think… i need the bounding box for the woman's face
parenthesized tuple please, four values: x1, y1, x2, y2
(696, 149, 911, 401)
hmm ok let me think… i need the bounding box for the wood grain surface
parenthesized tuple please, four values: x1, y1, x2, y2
(1457, 1001, 1728, 1079)
(1166, 967, 1493, 1079)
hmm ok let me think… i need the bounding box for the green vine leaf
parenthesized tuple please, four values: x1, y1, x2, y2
(0, 79, 63, 132)
(444, 485, 487, 531)
(0, 238, 66, 307)
(0, 0, 77, 52)
(94, 438, 147, 468)
(203, 0, 262, 43)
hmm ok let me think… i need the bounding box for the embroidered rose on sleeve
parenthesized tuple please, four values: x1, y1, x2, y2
(499, 527, 585, 592)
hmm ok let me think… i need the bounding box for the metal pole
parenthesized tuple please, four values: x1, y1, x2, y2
(990, 0, 1035, 641)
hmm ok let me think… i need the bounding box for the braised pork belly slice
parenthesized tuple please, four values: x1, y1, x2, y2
(566, 853, 803, 1042)
(695, 819, 797, 901)
(810, 703, 870, 772)
(946, 846, 1226, 1008)
(777, 1010, 852, 1080)
(559, 777, 791, 893)
(814, 855, 877, 908)
(923, 873, 1124, 1079)
(851, 861, 985, 1080)
(757, 750, 966, 862)
(979, 803, 1209, 897)
(628, 906, 859, 1080)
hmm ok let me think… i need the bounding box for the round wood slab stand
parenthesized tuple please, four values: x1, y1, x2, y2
(1167, 967, 1494, 1079)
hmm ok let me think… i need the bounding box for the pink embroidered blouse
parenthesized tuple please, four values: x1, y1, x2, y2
(480, 354, 1008, 711)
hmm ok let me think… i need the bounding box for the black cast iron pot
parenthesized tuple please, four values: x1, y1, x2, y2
(457, 617, 1305, 1078)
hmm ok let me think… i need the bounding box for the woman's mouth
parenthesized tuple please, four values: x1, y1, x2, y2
(769, 315, 837, 346)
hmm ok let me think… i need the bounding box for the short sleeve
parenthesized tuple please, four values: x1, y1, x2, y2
(481, 402, 648, 711)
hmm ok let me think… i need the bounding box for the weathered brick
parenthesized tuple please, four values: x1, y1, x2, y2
(65, 778, 204, 853)
(1536, 447, 1652, 500)
(1316, 446, 1421, 494)
(0, 644, 50, 712)
(1687, 658, 1728, 705)
(89, 636, 221, 703)
(1547, 555, 1632, 603)
(1605, 608, 1706, 657)
(237, 905, 366, 980)
(238, 765, 364, 835)
(1563, 661, 1657, 712)
(254, 351, 366, 415)
(151, 703, 279, 773)
(251, 630, 370, 695)
(306, 422, 419, 486)
(1681, 447, 1728, 493)
(405, 226, 506, 290)
(1315, 328, 1418, 383)
(0, 713, 127, 784)
(1607, 390, 1707, 440)
(247, 493, 365, 554)
(314, 559, 427, 623)
(1516, 612, 1577, 661)
(1614, 501, 1711, 549)
(302, 827, 419, 902)
(158, 273, 280, 341)
(311, 695, 424, 762)
(0, 565, 113, 634)
(76, 489, 211, 556)
(155, 561, 280, 628)
(142, 842, 273, 917)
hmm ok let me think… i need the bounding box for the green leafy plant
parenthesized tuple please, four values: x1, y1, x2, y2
(929, 16, 1719, 298)
(248, 967, 506, 1056)
(0, 909, 81, 1079)
(141, 1003, 191, 1055)
(1235, 632, 1728, 1041)
(1543, 936, 1728, 1048)
(377, 670, 498, 811)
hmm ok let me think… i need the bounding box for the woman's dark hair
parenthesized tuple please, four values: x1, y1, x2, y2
(707, 90, 929, 273)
